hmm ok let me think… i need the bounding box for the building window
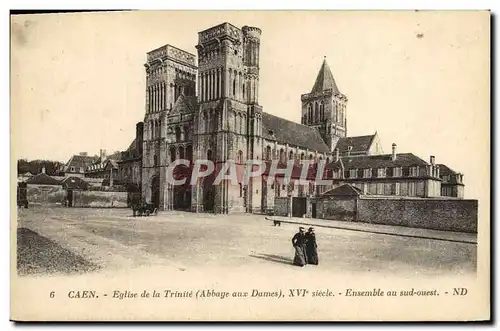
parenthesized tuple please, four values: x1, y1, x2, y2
(393, 167, 402, 177)
(175, 127, 181, 142)
(363, 168, 371, 178)
(409, 166, 418, 177)
(265, 146, 272, 161)
(179, 146, 185, 160)
(71, 166, 75, 172)
(288, 150, 294, 160)
(237, 150, 244, 164)
(377, 168, 386, 178)
(279, 149, 285, 164)
(80, 167, 84, 173)
(170, 147, 176, 163)
(349, 169, 357, 179)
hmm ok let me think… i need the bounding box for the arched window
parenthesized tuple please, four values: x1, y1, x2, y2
(186, 145, 193, 162)
(309, 154, 313, 160)
(315, 103, 319, 122)
(320, 104, 324, 121)
(301, 153, 305, 160)
(233, 79, 236, 96)
(266, 146, 272, 161)
(179, 146, 185, 160)
(175, 127, 181, 142)
(288, 150, 294, 160)
(170, 147, 176, 163)
(279, 148, 285, 164)
(153, 153, 159, 166)
(242, 83, 245, 97)
(237, 150, 244, 164)
(184, 125, 190, 141)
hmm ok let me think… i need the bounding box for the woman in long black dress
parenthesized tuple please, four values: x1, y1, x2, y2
(291, 227, 308, 267)
(305, 227, 318, 265)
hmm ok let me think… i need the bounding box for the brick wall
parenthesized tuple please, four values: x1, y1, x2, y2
(72, 191, 128, 208)
(357, 197, 478, 233)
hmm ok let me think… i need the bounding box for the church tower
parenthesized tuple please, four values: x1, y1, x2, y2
(301, 58, 348, 152)
(192, 23, 263, 214)
(141, 45, 197, 210)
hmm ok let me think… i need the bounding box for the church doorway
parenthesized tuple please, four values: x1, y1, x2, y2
(203, 180, 214, 212)
(151, 176, 160, 209)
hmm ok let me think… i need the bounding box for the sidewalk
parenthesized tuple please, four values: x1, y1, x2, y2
(266, 216, 477, 244)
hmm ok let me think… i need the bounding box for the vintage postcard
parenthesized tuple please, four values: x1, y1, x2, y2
(10, 10, 490, 321)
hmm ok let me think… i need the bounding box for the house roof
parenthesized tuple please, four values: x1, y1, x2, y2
(334, 134, 376, 155)
(311, 59, 341, 94)
(261, 112, 330, 153)
(26, 173, 61, 186)
(322, 184, 362, 197)
(64, 155, 98, 172)
(437, 164, 458, 175)
(61, 176, 89, 190)
(340, 153, 429, 170)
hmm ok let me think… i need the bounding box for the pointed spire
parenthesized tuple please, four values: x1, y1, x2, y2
(311, 57, 341, 94)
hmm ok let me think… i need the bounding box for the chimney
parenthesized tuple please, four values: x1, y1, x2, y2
(79, 152, 88, 156)
(391, 143, 397, 161)
(334, 148, 340, 162)
(430, 155, 435, 165)
(41, 166, 46, 174)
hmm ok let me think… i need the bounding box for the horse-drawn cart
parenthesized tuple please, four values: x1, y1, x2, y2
(132, 202, 158, 217)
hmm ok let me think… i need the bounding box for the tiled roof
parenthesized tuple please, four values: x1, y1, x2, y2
(65, 155, 98, 172)
(261, 112, 330, 153)
(437, 164, 457, 175)
(26, 173, 61, 186)
(438, 164, 463, 185)
(322, 184, 362, 197)
(341, 153, 429, 170)
(334, 134, 375, 155)
(311, 59, 341, 94)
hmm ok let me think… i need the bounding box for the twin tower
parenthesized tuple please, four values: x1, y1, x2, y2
(141, 22, 348, 213)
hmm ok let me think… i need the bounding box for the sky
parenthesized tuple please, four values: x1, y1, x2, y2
(10, 11, 489, 200)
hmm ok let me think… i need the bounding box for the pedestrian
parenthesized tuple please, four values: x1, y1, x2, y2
(305, 227, 318, 265)
(291, 227, 308, 267)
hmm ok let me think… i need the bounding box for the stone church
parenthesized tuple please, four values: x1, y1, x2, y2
(135, 22, 464, 214)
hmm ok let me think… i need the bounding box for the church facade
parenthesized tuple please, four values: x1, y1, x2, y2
(136, 22, 464, 214)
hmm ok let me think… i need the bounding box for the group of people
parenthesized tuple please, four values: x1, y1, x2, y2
(291, 227, 318, 267)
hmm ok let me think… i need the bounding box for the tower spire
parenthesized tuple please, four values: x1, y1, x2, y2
(311, 58, 340, 94)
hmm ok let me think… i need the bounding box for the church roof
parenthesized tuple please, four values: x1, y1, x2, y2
(341, 153, 429, 170)
(311, 58, 341, 94)
(334, 134, 376, 155)
(261, 112, 330, 153)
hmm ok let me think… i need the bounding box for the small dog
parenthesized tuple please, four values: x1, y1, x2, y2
(273, 220, 281, 227)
